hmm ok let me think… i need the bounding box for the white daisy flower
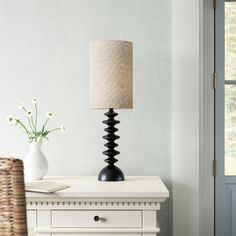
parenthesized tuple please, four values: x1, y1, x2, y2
(26, 111, 32, 117)
(47, 112, 52, 118)
(18, 102, 24, 110)
(60, 125, 65, 132)
(31, 98, 38, 104)
(13, 118, 20, 125)
(7, 115, 14, 124)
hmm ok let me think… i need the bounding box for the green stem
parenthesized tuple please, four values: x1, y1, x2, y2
(42, 118, 49, 132)
(47, 127, 60, 133)
(35, 104, 38, 131)
(27, 117, 34, 131)
(22, 107, 35, 132)
(39, 135, 45, 143)
(30, 116, 36, 132)
(18, 120, 30, 135)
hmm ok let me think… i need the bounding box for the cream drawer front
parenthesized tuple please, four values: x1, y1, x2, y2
(27, 210, 37, 236)
(52, 210, 142, 228)
(52, 234, 141, 236)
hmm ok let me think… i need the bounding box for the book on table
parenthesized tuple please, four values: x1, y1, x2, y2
(25, 181, 70, 193)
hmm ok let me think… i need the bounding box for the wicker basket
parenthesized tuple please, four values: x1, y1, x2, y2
(0, 158, 28, 236)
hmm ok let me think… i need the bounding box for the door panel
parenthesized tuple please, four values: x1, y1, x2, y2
(215, 1, 236, 235)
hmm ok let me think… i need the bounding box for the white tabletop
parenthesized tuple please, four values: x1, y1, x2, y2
(26, 176, 169, 199)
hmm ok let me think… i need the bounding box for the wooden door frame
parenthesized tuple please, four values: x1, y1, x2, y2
(172, 0, 214, 235)
(200, 0, 215, 235)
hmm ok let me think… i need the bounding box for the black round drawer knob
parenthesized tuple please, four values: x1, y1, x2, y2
(94, 216, 100, 222)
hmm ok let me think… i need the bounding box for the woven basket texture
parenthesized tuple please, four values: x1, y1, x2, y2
(0, 158, 28, 236)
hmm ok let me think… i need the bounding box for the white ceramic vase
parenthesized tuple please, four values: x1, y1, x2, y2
(24, 141, 48, 180)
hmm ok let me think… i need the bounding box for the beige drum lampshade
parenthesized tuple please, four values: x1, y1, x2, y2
(90, 40, 133, 109)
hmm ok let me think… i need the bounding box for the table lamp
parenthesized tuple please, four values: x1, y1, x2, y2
(90, 40, 133, 181)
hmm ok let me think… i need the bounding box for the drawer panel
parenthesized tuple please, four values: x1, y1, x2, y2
(52, 210, 142, 228)
(52, 234, 141, 236)
(27, 210, 37, 228)
(27, 211, 37, 236)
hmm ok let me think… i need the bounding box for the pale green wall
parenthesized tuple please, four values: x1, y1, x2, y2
(0, 1, 171, 235)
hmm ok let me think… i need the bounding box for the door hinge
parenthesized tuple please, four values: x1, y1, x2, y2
(213, 0, 216, 10)
(213, 160, 216, 176)
(213, 72, 217, 89)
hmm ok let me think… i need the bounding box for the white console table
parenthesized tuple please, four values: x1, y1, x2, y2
(26, 176, 169, 236)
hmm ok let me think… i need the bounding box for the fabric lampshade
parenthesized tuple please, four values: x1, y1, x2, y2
(90, 40, 133, 109)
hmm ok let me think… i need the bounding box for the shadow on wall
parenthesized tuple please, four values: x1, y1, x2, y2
(159, 180, 172, 236)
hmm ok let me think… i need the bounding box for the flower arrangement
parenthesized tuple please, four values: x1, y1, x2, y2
(7, 98, 65, 143)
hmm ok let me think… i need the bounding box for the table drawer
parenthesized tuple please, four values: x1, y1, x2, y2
(52, 234, 141, 236)
(27, 211, 37, 236)
(52, 210, 142, 228)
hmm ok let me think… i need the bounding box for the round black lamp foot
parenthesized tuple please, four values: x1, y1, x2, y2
(98, 165, 125, 181)
(98, 108, 125, 182)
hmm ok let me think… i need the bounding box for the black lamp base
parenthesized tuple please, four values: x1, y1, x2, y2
(98, 165, 125, 181)
(98, 108, 125, 182)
